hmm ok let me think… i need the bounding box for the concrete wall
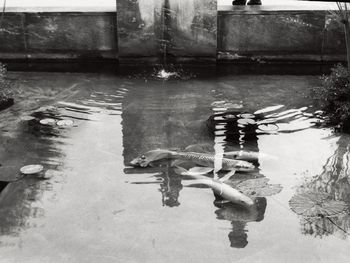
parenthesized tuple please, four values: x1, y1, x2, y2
(218, 9, 346, 63)
(0, 12, 117, 61)
(116, 0, 217, 64)
(0, 7, 347, 65)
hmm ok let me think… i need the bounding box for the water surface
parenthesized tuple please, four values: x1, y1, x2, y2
(0, 72, 349, 263)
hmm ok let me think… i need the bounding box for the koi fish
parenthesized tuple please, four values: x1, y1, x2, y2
(130, 149, 255, 172)
(174, 166, 254, 208)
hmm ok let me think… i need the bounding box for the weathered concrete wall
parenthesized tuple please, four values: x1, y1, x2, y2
(0, 7, 347, 65)
(116, 0, 217, 64)
(168, 0, 217, 59)
(0, 12, 117, 61)
(116, 0, 163, 62)
(218, 10, 346, 62)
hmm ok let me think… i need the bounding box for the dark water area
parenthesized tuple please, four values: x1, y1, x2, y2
(0, 72, 349, 262)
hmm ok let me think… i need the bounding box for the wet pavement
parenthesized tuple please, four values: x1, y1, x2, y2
(0, 72, 349, 262)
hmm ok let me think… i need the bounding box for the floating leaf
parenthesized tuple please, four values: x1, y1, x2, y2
(257, 118, 277, 125)
(20, 116, 36, 122)
(237, 118, 256, 125)
(227, 178, 283, 198)
(289, 192, 348, 218)
(254, 105, 284, 115)
(57, 119, 74, 127)
(258, 124, 279, 132)
(239, 113, 255, 119)
(20, 164, 44, 175)
(39, 118, 56, 126)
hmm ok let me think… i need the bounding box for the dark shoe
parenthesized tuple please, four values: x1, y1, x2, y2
(232, 0, 247, 5)
(247, 0, 262, 5)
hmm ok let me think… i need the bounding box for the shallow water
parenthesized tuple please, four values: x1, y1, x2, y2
(0, 72, 349, 263)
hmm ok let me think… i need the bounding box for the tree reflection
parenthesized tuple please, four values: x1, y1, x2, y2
(293, 135, 350, 239)
(214, 197, 267, 248)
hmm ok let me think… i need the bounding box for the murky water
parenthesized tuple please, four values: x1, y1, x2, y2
(0, 72, 349, 263)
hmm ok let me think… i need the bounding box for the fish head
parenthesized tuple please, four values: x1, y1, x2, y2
(130, 154, 151, 167)
(130, 149, 173, 168)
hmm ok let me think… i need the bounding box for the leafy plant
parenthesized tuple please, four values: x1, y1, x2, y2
(330, 2, 350, 72)
(312, 64, 350, 130)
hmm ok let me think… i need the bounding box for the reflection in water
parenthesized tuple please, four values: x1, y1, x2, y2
(215, 198, 267, 248)
(292, 135, 350, 239)
(0, 82, 127, 242)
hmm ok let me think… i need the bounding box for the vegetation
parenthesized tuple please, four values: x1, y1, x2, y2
(313, 2, 350, 132)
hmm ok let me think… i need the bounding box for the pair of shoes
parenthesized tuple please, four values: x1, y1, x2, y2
(232, 0, 262, 5)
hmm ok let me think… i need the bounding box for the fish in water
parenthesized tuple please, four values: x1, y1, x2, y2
(174, 166, 254, 208)
(224, 150, 276, 161)
(130, 149, 255, 172)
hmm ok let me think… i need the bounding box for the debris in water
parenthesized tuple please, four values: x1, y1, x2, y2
(20, 164, 44, 175)
(57, 119, 74, 127)
(39, 118, 56, 126)
(289, 191, 348, 218)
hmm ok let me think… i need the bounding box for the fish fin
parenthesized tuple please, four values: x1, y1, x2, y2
(170, 159, 187, 167)
(173, 166, 190, 176)
(184, 143, 213, 153)
(173, 166, 211, 181)
(188, 167, 213, 175)
(219, 170, 236, 182)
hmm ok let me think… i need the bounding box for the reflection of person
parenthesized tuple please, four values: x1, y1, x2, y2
(214, 198, 267, 248)
(232, 0, 262, 5)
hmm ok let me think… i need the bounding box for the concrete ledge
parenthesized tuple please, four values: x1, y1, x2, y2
(0, 4, 347, 66)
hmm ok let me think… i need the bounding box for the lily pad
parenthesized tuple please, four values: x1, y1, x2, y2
(57, 119, 74, 127)
(289, 192, 348, 218)
(237, 118, 256, 125)
(20, 164, 44, 175)
(20, 116, 36, 122)
(258, 124, 279, 132)
(227, 178, 283, 198)
(239, 113, 255, 119)
(39, 118, 56, 126)
(257, 118, 277, 125)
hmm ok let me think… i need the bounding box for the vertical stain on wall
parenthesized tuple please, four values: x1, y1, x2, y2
(116, 0, 217, 62)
